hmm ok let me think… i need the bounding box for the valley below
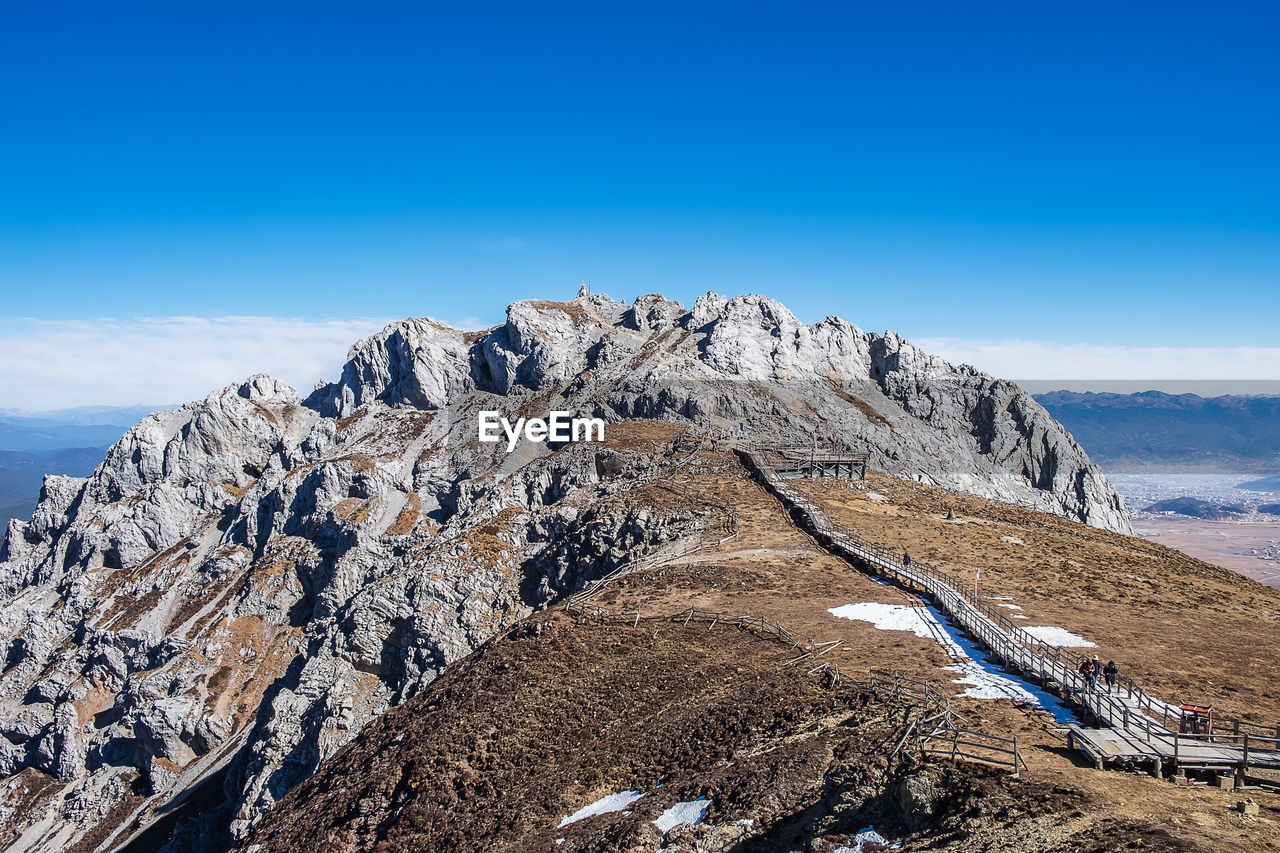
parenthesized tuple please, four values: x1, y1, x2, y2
(1129, 517, 1280, 589)
(1108, 473, 1280, 589)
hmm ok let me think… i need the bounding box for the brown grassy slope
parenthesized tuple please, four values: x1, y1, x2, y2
(245, 445, 1280, 853)
(241, 616, 1195, 853)
(583, 456, 954, 689)
(577, 454, 1280, 852)
(793, 473, 1280, 724)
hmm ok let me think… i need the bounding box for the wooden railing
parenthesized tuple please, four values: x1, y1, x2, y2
(563, 601, 1028, 775)
(868, 668, 949, 712)
(866, 669, 1025, 775)
(738, 447, 1280, 750)
(919, 726, 1028, 776)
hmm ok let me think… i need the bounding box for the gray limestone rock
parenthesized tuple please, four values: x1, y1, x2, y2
(0, 291, 1131, 851)
(307, 318, 475, 417)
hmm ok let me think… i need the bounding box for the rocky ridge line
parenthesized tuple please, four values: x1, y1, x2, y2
(0, 291, 1128, 852)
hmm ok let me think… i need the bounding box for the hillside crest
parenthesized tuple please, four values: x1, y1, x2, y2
(0, 291, 1128, 852)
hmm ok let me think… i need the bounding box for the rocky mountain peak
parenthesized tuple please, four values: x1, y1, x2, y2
(0, 291, 1130, 852)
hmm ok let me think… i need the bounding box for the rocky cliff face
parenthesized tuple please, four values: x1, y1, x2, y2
(0, 292, 1128, 852)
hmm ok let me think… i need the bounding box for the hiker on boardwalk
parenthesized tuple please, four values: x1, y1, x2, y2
(1078, 657, 1096, 690)
(902, 551, 911, 568)
(1103, 660, 1119, 692)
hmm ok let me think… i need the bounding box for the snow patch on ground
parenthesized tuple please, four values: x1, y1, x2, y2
(654, 797, 711, 833)
(827, 602, 937, 639)
(866, 491, 887, 503)
(988, 595, 1014, 600)
(829, 602, 1039, 703)
(835, 825, 899, 852)
(996, 603, 1022, 610)
(1000, 535, 1025, 545)
(944, 662, 1040, 701)
(1021, 626, 1096, 647)
(558, 791, 644, 827)
(1013, 614, 1028, 619)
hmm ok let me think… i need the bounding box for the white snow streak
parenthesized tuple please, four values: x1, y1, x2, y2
(653, 797, 711, 833)
(943, 662, 1039, 701)
(827, 602, 938, 639)
(828, 602, 1041, 703)
(557, 790, 644, 827)
(1021, 626, 1096, 647)
(834, 825, 899, 852)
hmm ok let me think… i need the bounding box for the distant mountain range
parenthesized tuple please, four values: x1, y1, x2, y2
(1241, 475, 1280, 491)
(0, 448, 106, 524)
(0, 405, 161, 452)
(0, 407, 155, 524)
(1143, 496, 1249, 518)
(1035, 391, 1280, 473)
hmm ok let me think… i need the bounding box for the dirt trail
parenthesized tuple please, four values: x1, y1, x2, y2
(583, 451, 1280, 851)
(795, 473, 1280, 725)
(246, 445, 1280, 852)
(242, 616, 1212, 853)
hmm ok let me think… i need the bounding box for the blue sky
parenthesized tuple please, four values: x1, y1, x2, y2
(2, 2, 1278, 407)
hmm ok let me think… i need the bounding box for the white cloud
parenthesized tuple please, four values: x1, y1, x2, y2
(914, 338, 1280, 381)
(0, 316, 396, 410)
(4, 319, 1274, 412)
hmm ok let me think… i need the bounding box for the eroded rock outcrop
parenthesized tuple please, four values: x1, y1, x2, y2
(0, 291, 1128, 853)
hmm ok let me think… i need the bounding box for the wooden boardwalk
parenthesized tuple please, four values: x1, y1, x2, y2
(739, 446, 1280, 784)
(759, 445, 868, 480)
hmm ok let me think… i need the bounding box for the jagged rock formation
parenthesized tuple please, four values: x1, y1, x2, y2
(0, 292, 1129, 852)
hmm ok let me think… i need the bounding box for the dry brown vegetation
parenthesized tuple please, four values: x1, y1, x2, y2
(794, 473, 1280, 724)
(829, 383, 892, 427)
(596, 419, 686, 452)
(527, 299, 592, 324)
(241, 444, 1280, 852)
(458, 506, 525, 565)
(244, 617, 1198, 853)
(386, 493, 423, 536)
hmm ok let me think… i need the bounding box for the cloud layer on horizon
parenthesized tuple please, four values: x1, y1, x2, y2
(1, 316, 395, 411)
(916, 337, 1280, 381)
(1, 317, 1276, 411)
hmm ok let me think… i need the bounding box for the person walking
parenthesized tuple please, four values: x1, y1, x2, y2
(1078, 657, 1095, 691)
(1103, 660, 1119, 692)
(903, 551, 911, 568)
(1089, 655, 1102, 690)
